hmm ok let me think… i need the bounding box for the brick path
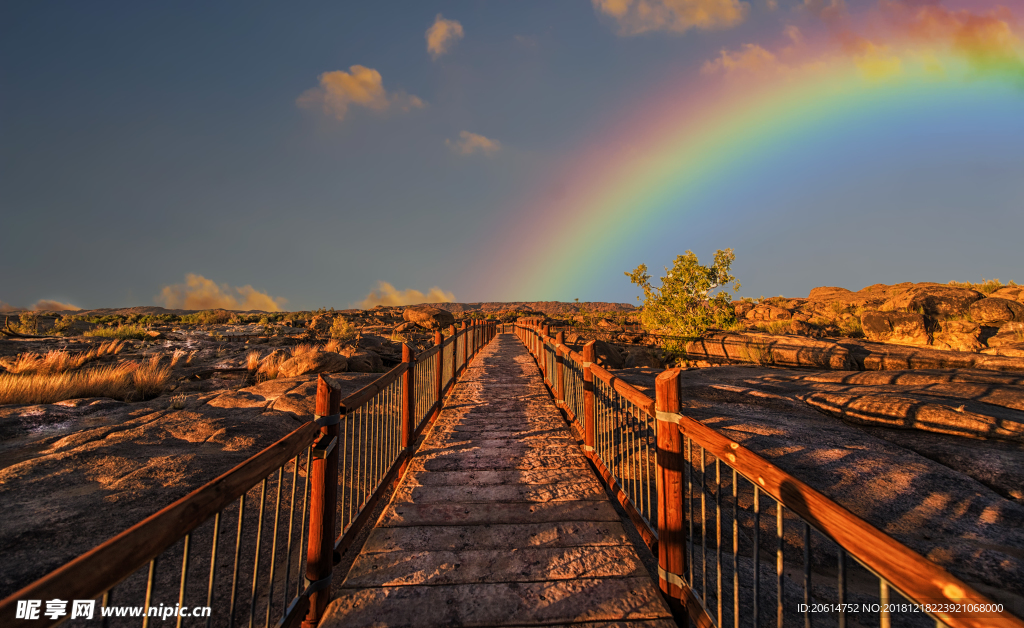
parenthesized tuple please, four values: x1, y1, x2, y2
(320, 333, 674, 627)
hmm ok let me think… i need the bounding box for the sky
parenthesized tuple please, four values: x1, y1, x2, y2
(2, 0, 1022, 312)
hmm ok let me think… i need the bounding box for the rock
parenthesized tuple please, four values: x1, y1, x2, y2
(988, 322, 1024, 348)
(277, 350, 348, 378)
(931, 320, 983, 352)
(860, 311, 929, 346)
(991, 286, 1024, 303)
(970, 298, 1024, 326)
(596, 318, 623, 332)
(789, 319, 811, 334)
(623, 346, 662, 368)
(982, 344, 1024, 358)
(394, 322, 418, 332)
(685, 332, 856, 370)
(745, 305, 792, 322)
(882, 286, 983, 317)
(341, 348, 384, 373)
(732, 301, 754, 319)
(145, 330, 165, 341)
(402, 306, 455, 330)
(592, 340, 624, 369)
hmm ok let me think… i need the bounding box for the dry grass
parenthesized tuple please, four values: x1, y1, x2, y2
(257, 353, 287, 382)
(291, 343, 318, 358)
(323, 339, 342, 353)
(84, 324, 149, 340)
(948, 278, 1018, 295)
(751, 320, 791, 335)
(0, 358, 172, 405)
(1, 340, 126, 375)
(246, 350, 262, 371)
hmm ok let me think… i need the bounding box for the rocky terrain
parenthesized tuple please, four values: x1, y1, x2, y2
(1, 286, 1023, 615)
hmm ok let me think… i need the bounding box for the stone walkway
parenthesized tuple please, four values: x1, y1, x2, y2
(320, 333, 675, 627)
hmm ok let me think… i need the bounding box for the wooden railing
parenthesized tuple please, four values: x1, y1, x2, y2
(514, 320, 1023, 628)
(0, 321, 497, 628)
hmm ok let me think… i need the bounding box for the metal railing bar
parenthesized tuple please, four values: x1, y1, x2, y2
(804, 522, 812, 628)
(142, 557, 158, 628)
(229, 494, 246, 628)
(265, 468, 284, 628)
(249, 478, 268, 628)
(176, 533, 191, 628)
(205, 511, 221, 628)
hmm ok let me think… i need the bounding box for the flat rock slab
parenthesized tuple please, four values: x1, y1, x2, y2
(322, 334, 671, 627)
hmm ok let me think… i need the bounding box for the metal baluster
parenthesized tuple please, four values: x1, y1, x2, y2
(249, 478, 268, 628)
(753, 487, 760, 628)
(687, 437, 693, 589)
(804, 522, 811, 628)
(101, 589, 112, 628)
(176, 533, 191, 628)
(230, 495, 246, 628)
(142, 557, 158, 628)
(777, 502, 784, 628)
(283, 457, 299, 607)
(837, 548, 846, 628)
(702, 447, 707, 600)
(880, 580, 891, 628)
(717, 458, 723, 627)
(340, 406, 349, 534)
(206, 512, 221, 628)
(265, 468, 284, 628)
(733, 470, 739, 628)
(296, 449, 311, 599)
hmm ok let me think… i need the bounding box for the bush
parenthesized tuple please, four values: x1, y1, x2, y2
(329, 317, 357, 344)
(84, 324, 149, 340)
(180, 310, 232, 326)
(626, 249, 740, 347)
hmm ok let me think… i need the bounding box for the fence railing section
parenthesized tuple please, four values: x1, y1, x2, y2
(513, 321, 1022, 628)
(1, 320, 497, 628)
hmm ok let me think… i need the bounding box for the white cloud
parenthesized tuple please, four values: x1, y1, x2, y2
(446, 131, 502, 156)
(426, 14, 464, 59)
(296, 65, 424, 121)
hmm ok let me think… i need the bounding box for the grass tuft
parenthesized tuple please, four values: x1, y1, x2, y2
(948, 278, 1018, 295)
(0, 358, 171, 405)
(84, 324, 149, 340)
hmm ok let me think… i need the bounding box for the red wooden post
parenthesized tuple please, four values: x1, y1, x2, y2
(433, 330, 443, 419)
(656, 368, 687, 614)
(401, 343, 414, 448)
(582, 340, 596, 456)
(303, 374, 341, 628)
(460, 321, 468, 373)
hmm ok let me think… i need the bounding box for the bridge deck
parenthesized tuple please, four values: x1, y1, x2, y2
(320, 333, 674, 627)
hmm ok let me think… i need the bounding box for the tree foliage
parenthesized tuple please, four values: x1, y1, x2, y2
(626, 249, 740, 341)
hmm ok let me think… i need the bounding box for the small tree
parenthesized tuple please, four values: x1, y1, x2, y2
(626, 249, 740, 343)
(329, 316, 357, 345)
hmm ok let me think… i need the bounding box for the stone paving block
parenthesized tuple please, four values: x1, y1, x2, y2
(409, 453, 591, 472)
(362, 520, 631, 553)
(380, 499, 617, 526)
(403, 469, 605, 487)
(389, 483, 607, 505)
(321, 577, 672, 627)
(343, 545, 649, 587)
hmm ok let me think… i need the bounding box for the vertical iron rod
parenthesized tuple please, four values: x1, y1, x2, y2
(176, 534, 191, 628)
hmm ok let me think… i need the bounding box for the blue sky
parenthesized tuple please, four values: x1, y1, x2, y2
(2, 1, 1022, 311)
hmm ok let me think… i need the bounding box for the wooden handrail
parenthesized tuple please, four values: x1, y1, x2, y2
(340, 362, 408, 411)
(0, 421, 320, 625)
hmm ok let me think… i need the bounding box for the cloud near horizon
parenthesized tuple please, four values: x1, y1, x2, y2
(33, 300, 82, 312)
(593, 0, 749, 35)
(296, 65, 425, 121)
(156, 274, 286, 311)
(427, 14, 464, 59)
(446, 131, 502, 155)
(359, 282, 455, 308)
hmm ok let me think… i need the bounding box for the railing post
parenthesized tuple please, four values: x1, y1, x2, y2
(554, 331, 565, 405)
(433, 330, 443, 419)
(655, 368, 687, 616)
(303, 374, 341, 628)
(460, 321, 468, 373)
(401, 344, 414, 448)
(583, 340, 596, 456)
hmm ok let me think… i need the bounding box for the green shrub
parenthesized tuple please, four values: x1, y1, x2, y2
(329, 317, 357, 344)
(626, 249, 740, 348)
(180, 310, 232, 326)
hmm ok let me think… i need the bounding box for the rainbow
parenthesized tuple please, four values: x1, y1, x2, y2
(479, 34, 1024, 302)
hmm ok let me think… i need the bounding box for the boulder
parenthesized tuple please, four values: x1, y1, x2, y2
(341, 348, 384, 373)
(861, 311, 929, 346)
(145, 330, 165, 341)
(623, 346, 662, 368)
(394, 322, 418, 332)
(969, 298, 1024, 326)
(277, 350, 347, 378)
(685, 332, 855, 370)
(403, 306, 455, 330)
(990, 286, 1024, 303)
(930, 320, 983, 353)
(745, 305, 792, 322)
(988, 322, 1024, 349)
(732, 301, 754, 319)
(592, 340, 625, 369)
(882, 286, 983, 317)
